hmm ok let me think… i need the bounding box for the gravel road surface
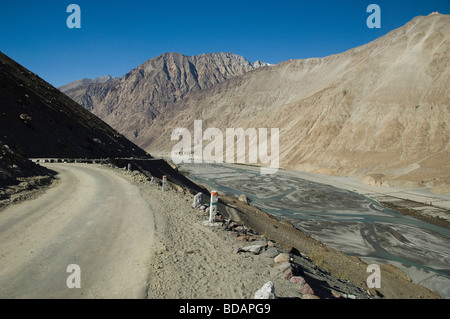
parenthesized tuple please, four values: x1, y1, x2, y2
(0, 163, 156, 298)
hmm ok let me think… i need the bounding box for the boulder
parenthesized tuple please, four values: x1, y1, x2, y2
(290, 276, 306, 285)
(192, 192, 203, 208)
(251, 240, 268, 247)
(264, 247, 279, 258)
(300, 283, 314, 295)
(283, 268, 294, 280)
(275, 262, 292, 272)
(301, 294, 320, 299)
(254, 281, 276, 299)
(274, 253, 290, 264)
(19, 113, 32, 123)
(236, 234, 256, 242)
(331, 290, 342, 299)
(238, 194, 249, 204)
(240, 244, 266, 255)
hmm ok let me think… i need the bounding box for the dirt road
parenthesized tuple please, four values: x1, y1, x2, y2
(0, 163, 156, 298)
(0, 163, 441, 300)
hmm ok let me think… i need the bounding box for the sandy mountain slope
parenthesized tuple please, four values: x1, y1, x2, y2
(60, 52, 268, 141)
(141, 13, 450, 194)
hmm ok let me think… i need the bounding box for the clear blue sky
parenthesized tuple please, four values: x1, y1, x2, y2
(1, 0, 449, 87)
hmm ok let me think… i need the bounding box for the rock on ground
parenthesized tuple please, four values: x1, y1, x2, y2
(254, 281, 276, 299)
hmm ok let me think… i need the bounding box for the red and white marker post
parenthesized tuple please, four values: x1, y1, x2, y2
(162, 175, 167, 191)
(209, 190, 219, 223)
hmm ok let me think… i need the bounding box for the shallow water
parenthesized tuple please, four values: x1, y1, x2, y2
(179, 162, 450, 297)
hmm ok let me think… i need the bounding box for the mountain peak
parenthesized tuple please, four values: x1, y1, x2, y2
(137, 52, 270, 72)
(60, 51, 267, 140)
(59, 75, 117, 92)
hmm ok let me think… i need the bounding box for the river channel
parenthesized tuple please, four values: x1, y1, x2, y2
(178, 162, 450, 298)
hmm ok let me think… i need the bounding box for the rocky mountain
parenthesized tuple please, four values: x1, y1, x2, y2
(141, 13, 450, 194)
(59, 14, 450, 194)
(60, 52, 269, 141)
(58, 75, 118, 92)
(0, 51, 148, 160)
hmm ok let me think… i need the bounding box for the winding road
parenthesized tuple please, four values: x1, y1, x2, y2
(0, 164, 156, 298)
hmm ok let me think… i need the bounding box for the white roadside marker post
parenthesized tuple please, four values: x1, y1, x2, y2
(162, 175, 167, 191)
(209, 190, 219, 223)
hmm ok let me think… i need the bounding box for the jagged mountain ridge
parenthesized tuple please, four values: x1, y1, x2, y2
(141, 13, 450, 193)
(60, 52, 270, 140)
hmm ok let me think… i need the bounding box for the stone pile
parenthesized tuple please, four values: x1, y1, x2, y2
(192, 192, 212, 215)
(189, 192, 360, 299)
(192, 192, 229, 222)
(219, 215, 322, 299)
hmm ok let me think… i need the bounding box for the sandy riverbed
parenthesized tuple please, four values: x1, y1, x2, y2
(173, 162, 450, 298)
